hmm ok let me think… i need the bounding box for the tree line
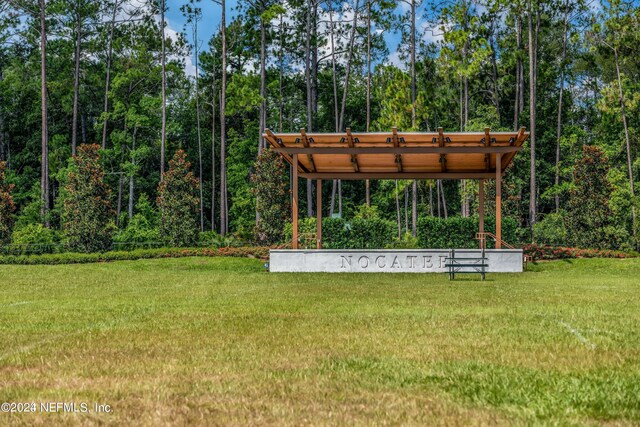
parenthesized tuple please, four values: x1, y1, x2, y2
(0, 0, 638, 250)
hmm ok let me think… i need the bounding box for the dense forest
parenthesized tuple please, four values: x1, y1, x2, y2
(0, 0, 639, 251)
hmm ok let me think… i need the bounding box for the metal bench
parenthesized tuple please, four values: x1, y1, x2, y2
(444, 249, 488, 280)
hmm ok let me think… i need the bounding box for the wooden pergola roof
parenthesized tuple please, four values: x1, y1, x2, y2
(264, 127, 529, 180)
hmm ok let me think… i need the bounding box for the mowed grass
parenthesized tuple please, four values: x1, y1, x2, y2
(1, 257, 639, 426)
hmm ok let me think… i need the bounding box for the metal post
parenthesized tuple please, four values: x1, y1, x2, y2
(478, 178, 485, 249)
(292, 154, 298, 249)
(316, 179, 322, 249)
(496, 153, 502, 249)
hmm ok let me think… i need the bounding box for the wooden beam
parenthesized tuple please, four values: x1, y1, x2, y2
(346, 128, 359, 172)
(292, 154, 299, 250)
(495, 153, 502, 250)
(392, 127, 402, 172)
(316, 179, 322, 249)
(300, 128, 316, 172)
(272, 146, 522, 155)
(438, 127, 446, 172)
(299, 172, 499, 180)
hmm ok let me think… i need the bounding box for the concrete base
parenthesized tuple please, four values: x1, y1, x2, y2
(269, 249, 523, 273)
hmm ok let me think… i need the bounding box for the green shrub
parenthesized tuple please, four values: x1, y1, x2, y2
(199, 231, 244, 248)
(9, 224, 61, 254)
(386, 233, 421, 249)
(346, 204, 396, 249)
(284, 206, 395, 249)
(534, 212, 568, 246)
(416, 215, 518, 248)
(0, 246, 270, 265)
(113, 194, 161, 250)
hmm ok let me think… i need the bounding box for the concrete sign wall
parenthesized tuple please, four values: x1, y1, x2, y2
(269, 249, 523, 273)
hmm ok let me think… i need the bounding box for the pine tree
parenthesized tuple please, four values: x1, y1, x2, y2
(63, 144, 115, 252)
(157, 150, 200, 247)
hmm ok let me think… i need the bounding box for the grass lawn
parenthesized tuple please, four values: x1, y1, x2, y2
(1, 257, 639, 425)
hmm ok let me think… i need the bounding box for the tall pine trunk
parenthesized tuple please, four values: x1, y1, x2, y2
(528, 1, 538, 229)
(39, 0, 49, 226)
(555, 0, 569, 212)
(101, 0, 119, 149)
(160, 0, 167, 179)
(220, 0, 228, 235)
(614, 46, 637, 236)
(71, 12, 81, 156)
(194, 17, 204, 231)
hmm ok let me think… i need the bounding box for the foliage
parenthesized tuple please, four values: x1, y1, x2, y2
(348, 206, 396, 249)
(533, 212, 569, 246)
(199, 231, 245, 248)
(8, 223, 62, 255)
(0, 161, 15, 244)
(157, 150, 200, 247)
(62, 144, 116, 253)
(566, 146, 627, 250)
(251, 148, 289, 245)
(0, 246, 270, 265)
(523, 244, 636, 261)
(417, 215, 518, 249)
(113, 194, 160, 249)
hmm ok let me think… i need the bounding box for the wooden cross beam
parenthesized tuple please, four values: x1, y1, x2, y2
(346, 128, 359, 172)
(438, 127, 446, 172)
(392, 127, 402, 172)
(300, 128, 316, 172)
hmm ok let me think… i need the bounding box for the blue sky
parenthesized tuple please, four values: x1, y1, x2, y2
(164, 0, 418, 75)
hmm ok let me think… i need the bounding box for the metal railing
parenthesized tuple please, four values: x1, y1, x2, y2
(475, 232, 516, 249)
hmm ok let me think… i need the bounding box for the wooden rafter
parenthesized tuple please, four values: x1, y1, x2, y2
(264, 129, 311, 174)
(346, 128, 359, 172)
(500, 126, 526, 171)
(300, 128, 316, 172)
(392, 127, 402, 172)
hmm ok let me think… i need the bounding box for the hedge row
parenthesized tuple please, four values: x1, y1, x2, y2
(0, 246, 269, 265)
(522, 244, 637, 261)
(286, 215, 518, 249)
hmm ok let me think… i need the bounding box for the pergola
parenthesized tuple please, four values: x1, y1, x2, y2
(263, 127, 529, 250)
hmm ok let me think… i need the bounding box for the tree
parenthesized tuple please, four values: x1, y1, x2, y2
(182, 0, 205, 231)
(251, 148, 289, 244)
(40, 0, 49, 226)
(63, 144, 115, 252)
(0, 160, 15, 244)
(157, 150, 200, 246)
(566, 146, 618, 249)
(160, 0, 167, 177)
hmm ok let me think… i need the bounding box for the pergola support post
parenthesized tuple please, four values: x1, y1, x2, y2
(292, 154, 298, 249)
(478, 178, 485, 249)
(316, 179, 322, 249)
(495, 153, 502, 249)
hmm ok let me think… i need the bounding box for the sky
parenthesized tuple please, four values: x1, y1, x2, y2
(164, 0, 431, 76)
